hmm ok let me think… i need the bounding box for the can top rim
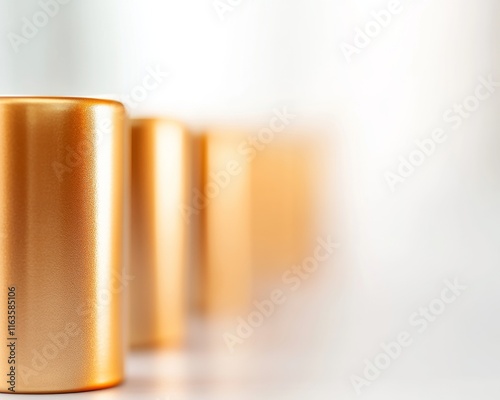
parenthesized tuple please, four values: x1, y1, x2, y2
(0, 96, 125, 109)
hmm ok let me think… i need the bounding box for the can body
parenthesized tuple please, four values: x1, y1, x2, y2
(0, 98, 127, 394)
(129, 119, 189, 348)
(199, 129, 253, 316)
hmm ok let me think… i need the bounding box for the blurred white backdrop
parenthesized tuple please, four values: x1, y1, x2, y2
(0, 0, 499, 399)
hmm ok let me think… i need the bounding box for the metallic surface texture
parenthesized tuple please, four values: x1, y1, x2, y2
(130, 119, 190, 348)
(0, 97, 127, 394)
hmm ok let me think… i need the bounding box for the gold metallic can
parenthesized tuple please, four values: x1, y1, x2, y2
(129, 119, 190, 348)
(195, 128, 324, 314)
(197, 129, 253, 316)
(0, 97, 128, 394)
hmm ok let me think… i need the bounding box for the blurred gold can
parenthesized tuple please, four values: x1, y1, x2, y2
(129, 118, 190, 348)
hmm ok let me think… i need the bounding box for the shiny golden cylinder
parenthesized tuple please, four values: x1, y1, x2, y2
(0, 97, 127, 394)
(129, 119, 190, 348)
(196, 128, 324, 311)
(251, 135, 319, 276)
(198, 130, 253, 316)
